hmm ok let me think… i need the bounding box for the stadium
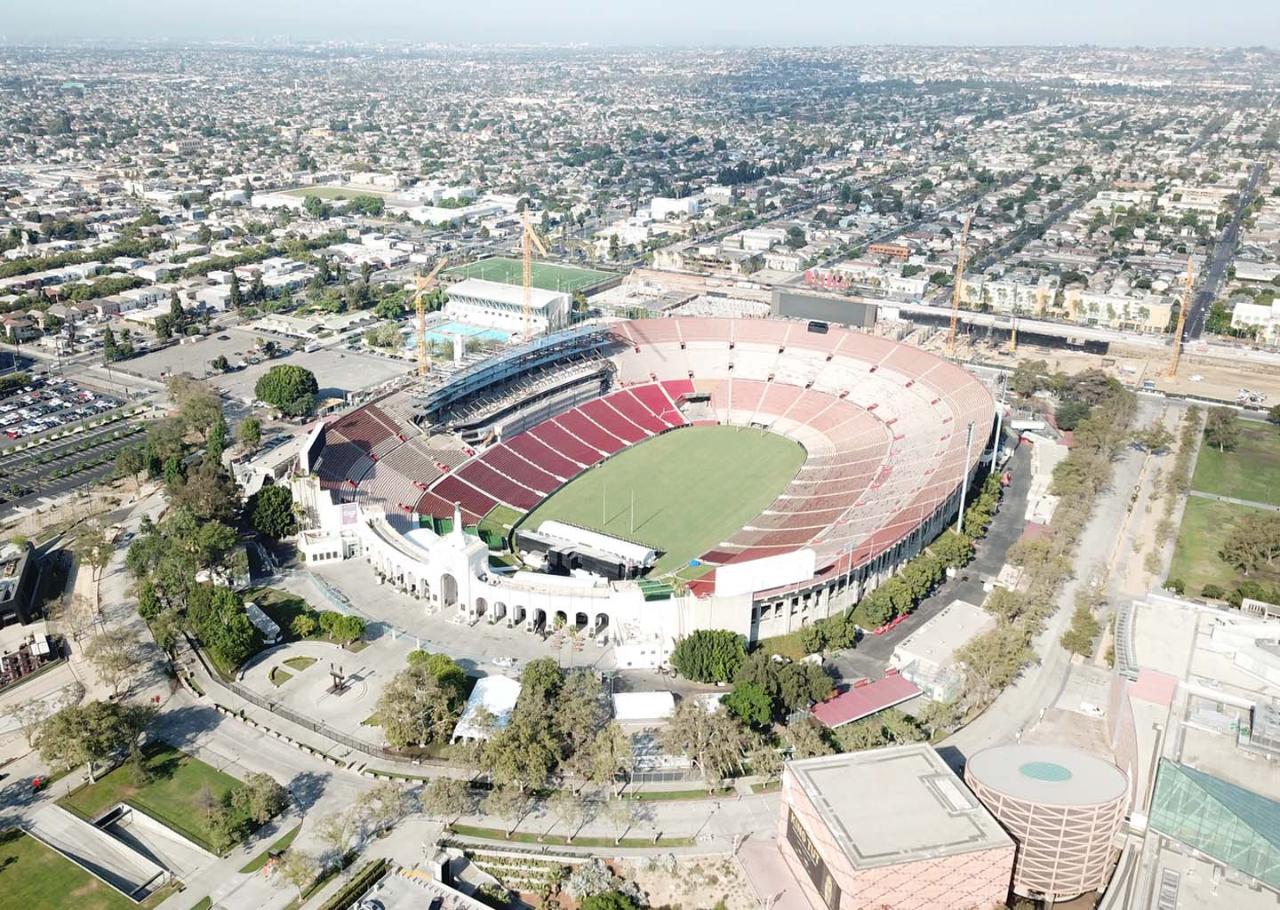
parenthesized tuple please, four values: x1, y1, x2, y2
(290, 317, 995, 665)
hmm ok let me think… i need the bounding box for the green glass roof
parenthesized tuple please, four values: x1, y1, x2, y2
(1020, 761, 1073, 782)
(1150, 759, 1280, 890)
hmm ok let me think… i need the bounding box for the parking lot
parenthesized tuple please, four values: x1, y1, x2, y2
(118, 327, 411, 404)
(0, 375, 122, 447)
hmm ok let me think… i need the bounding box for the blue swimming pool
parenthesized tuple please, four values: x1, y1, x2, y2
(404, 322, 511, 348)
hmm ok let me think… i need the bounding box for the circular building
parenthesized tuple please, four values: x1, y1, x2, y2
(964, 744, 1129, 902)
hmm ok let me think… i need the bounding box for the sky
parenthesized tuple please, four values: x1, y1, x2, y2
(2, 0, 1277, 48)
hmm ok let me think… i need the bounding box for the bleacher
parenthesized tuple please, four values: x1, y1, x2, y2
(314, 318, 993, 583)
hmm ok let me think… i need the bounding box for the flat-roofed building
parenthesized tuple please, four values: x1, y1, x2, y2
(890, 599, 996, 701)
(775, 745, 1014, 910)
(444, 277, 568, 338)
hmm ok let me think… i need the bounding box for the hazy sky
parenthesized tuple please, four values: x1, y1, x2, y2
(3, 0, 1277, 47)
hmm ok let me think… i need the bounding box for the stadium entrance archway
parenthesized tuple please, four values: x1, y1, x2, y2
(492, 601, 507, 624)
(532, 609, 547, 633)
(554, 610, 568, 630)
(512, 605, 527, 627)
(575, 612, 589, 631)
(441, 574, 458, 608)
(593, 613, 609, 636)
(475, 597, 488, 620)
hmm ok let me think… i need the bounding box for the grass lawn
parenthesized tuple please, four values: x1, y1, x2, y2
(444, 257, 614, 293)
(269, 667, 293, 687)
(478, 504, 523, 547)
(283, 657, 316, 672)
(1191, 423, 1280, 506)
(0, 828, 171, 910)
(59, 744, 245, 855)
(520, 425, 805, 575)
(281, 186, 387, 200)
(239, 824, 301, 874)
(248, 588, 361, 649)
(1167, 496, 1280, 596)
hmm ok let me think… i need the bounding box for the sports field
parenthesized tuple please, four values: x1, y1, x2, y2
(444, 257, 615, 294)
(520, 425, 805, 575)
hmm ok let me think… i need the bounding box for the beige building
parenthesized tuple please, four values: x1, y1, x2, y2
(1063, 288, 1173, 333)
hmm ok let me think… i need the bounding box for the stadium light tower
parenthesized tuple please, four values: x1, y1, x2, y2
(955, 420, 975, 534)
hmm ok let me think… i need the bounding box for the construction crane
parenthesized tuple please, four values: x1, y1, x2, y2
(413, 257, 449, 378)
(1166, 256, 1195, 380)
(946, 213, 973, 358)
(521, 209, 549, 341)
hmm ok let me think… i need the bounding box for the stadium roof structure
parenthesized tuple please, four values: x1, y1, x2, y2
(1149, 758, 1280, 891)
(786, 744, 1013, 870)
(810, 671, 920, 728)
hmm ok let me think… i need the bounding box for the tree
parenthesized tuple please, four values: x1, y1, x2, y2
(546, 788, 586, 842)
(670, 630, 746, 683)
(1219, 512, 1280, 575)
(237, 416, 262, 452)
(484, 785, 533, 837)
(783, 715, 833, 759)
(421, 777, 472, 824)
(587, 723, 634, 792)
(74, 522, 113, 613)
(250, 484, 297, 540)
(580, 891, 641, 910)
(36, 700, 154, 781)
(319, 611, 365, 646)
(168, 290, 184, 328)
(255, 364, 318, 417)
(115, 444, 147, 492)
(1060, 603, 1101, 657)
(660, 698, 748, 782)
(1268, 403, 1280, 426)
(376, 664, 461, 747)
(85, 627, 142, 697)
(1204, 406, 1240, 452)
(229, 272, 243, 309)
(957, 625, 1033, 709)
(170, 460, 240, 523)
(1132, 423, 1175, 453)
(276, 850, 319, 898)
(1055, 399, 1091, 431)
(355, 781, 414, 836)
(231, 772, 290, 825)
(723, 682, 772, 728)
(484, 715, 559, 792)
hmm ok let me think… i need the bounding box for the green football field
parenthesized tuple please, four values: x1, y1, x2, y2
(519, 425, 805, 575)
(444, 257, 615, 293)
(281, 185, 389, 200)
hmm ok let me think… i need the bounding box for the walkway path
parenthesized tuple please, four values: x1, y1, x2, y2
(1187, 489, 1280, 512)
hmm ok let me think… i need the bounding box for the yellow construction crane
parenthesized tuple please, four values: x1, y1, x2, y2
(946, 213, 973, 358)
(413, 257, 449, 378)
(1166, 256, 1195, 379)
(521, 210, 549, 341)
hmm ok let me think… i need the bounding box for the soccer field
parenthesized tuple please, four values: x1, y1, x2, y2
(445, 257, 614, 294)
(520, 425, 805, 575)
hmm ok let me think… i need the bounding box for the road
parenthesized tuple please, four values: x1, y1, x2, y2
(941, 396, 1163, 770)
(1186, 161, 1264, 340)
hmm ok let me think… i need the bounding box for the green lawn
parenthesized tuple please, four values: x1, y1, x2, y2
(283, 657, 316, 672)
(0, 828, 162, 910)
(478, 504, 524, 548)
(519, 425, 806, 575)
(281, 186, 387, 200)
(1168, 496, 1280, 596)
(239, 824, 301, 873)
(444, 257, 614, 293)
(1191, 423, 1280, 506)
(269, 667, 293, 687)
(59, 745, 246, 854)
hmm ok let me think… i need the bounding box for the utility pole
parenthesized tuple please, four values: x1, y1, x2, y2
(955, 420, 975, 535)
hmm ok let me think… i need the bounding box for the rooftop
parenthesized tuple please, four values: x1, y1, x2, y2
(785, 744, 1013, 870)
(810, 671, 920, 728)
(965, 744, 1129, 807)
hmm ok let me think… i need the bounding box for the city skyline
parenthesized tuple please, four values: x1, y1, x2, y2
(3, 0, 1279, 48)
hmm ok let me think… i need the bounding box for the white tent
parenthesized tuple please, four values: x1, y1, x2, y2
(450, 675, 522, 742)
(612, 691, 676, 724)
